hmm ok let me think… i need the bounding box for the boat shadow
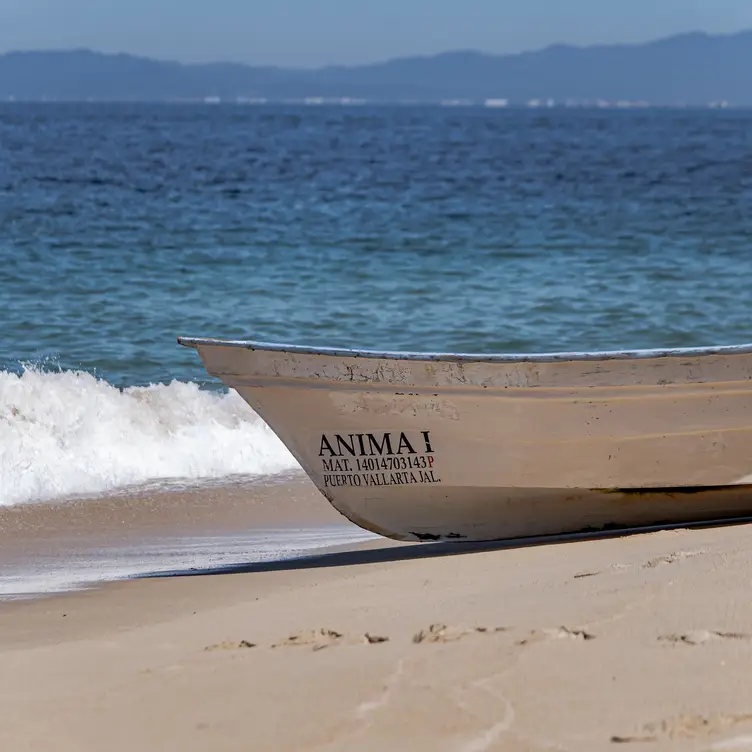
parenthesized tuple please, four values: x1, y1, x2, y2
(138, 515, 752, 581)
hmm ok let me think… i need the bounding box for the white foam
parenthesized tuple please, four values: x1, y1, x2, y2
(0, 368, 300, 506)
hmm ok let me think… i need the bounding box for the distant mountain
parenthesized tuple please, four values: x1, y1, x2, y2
(1, 31, 751, 105)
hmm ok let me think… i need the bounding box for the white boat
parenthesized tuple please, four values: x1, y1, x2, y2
(178, 337, 752, 542)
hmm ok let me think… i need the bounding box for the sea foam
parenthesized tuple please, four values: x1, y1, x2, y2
(0, 368, 299, 506)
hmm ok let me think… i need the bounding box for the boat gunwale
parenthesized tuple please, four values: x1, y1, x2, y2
(177, 337, 752, 364)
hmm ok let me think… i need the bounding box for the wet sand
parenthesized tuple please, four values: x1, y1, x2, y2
(3, 480, 752, 750)
(0, 473, 379, 599)
(0, 473, 345, 551)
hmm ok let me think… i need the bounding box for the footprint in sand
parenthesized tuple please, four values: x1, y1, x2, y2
(604, 550, 707, 575)
(204, 640, 256, 651)
(517, 626, 595, 646)
(643, 550, 706, 569)
(272, 628, 346, 651)
(272, 629, 390, 651)
(410, 624, 595, 647)
(412, 623, 508, 644)
(204, 631, 391, 653)
(611, 712, 752, 744)
(658, 631, 749, 646)
(364, 633, 390, 644)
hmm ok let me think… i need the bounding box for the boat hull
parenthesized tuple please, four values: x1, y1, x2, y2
(179, 339, 752, 541)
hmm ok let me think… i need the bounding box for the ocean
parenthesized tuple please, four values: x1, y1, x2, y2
(3, 103, 752, 507)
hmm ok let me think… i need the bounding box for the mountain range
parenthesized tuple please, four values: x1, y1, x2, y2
(0, 30, 750, 105)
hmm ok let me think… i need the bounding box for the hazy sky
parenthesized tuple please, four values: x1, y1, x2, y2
(1, 0, 752, 68)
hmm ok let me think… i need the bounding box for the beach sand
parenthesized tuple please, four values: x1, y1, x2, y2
(3, 480, 752, 751)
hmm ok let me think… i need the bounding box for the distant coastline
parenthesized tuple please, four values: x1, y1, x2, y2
(0, 98, 737, 110)
(1, 30, 751, 105)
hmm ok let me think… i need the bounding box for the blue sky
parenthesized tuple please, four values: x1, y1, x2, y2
(1, 0, 752, 68)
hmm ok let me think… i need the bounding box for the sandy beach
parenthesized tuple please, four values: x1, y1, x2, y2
(2, 479, 752, 751)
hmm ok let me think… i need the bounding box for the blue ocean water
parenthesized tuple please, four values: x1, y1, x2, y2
(2, 103, 752, 504)
(3, 104, 752, 388)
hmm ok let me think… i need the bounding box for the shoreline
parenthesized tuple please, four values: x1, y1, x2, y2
(0, 473, 377, 600)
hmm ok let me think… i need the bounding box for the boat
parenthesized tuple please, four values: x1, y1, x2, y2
(177, 337, 752, 542)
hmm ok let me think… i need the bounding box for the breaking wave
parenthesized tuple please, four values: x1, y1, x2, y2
(0, 368, 299, 506)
